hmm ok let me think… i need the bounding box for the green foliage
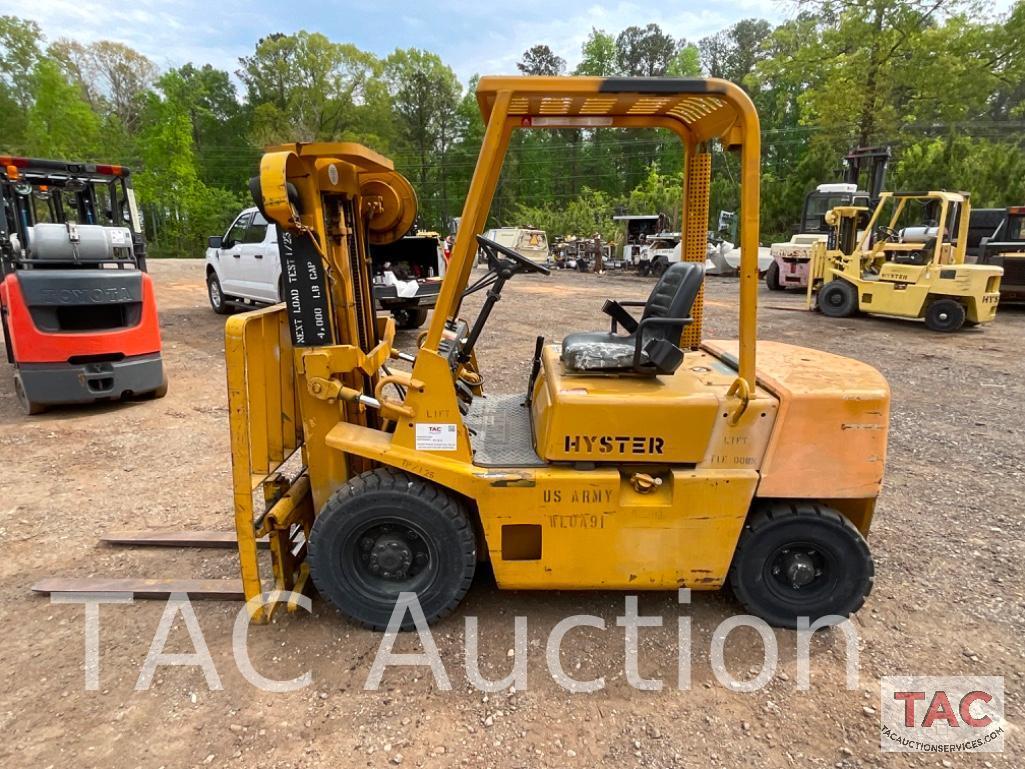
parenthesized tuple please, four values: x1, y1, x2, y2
(24, 60, 100, 157)
(2, 5, 1024, 255)
(385, 48, 462, 224)
(615, 24, 677, 76)
(667, 45, 701, 77)
(575, 29, 618, 76)
(517, 45, 566, 75)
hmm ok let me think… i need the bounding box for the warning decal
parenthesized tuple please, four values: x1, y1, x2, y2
(415, 423, 458, 451)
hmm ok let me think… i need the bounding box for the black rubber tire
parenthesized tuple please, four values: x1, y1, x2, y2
(652, 256, 669, 277)
(393, 307, 429, 330)
(924, 299, 966, 332)
(728, 502, 874, 629)
(817, 280, 859, 318)
(207, 271, 233, 315)
(13, 373, 45, 415)
(148, 371, 169, 399)
(765, 260, 783, 291)
(309, 467, 476, 630)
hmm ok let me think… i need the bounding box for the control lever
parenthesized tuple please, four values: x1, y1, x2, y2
(522, 335, 545, 407)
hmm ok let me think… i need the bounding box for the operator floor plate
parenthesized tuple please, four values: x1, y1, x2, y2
(464, 394, 545, 468)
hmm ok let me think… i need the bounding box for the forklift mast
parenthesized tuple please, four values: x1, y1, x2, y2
(841, 146, 891, 204)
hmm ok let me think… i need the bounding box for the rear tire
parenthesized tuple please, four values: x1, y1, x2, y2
(392, 307, 429, 330)
(924, 299, 965, 332)
(728, 502, 873, 629)
(207, 272, 233, 315)
(13, 373, 45, 415)
(817, 280, 859, 318)
(765, 260, 783, 291)
(309, 467, 476, 630)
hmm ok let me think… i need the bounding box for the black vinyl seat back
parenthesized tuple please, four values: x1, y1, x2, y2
(641, 262, 704, 342)
(561, 261, 704, 375)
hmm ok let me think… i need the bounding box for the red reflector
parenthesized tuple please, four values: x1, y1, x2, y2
(0, 156, 29, 168)
(94, 164, 123, 176)
(1008, 206, 1025, 215)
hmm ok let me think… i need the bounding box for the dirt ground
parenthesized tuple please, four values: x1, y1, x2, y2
(1, 259, 1022, 769)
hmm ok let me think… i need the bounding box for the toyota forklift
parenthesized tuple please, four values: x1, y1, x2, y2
(807, 190, 1003, 331)
(35, 78, 891, 631)
(0, 157, 166, 414)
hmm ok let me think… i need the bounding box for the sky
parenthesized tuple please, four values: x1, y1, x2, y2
(2, 0, 794, 85)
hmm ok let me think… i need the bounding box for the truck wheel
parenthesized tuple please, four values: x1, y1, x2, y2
(652, 256, 669, 277)
(393, 307, 429, 330)
(207, 272, 233, 315)
(14, 373, 46, 415)
(924, 299, 965, 332)
(309, 467, 477, 630)
(765, 261, 783, 291)
(728, 503, 873, 629)
(817, 280, 859, 318)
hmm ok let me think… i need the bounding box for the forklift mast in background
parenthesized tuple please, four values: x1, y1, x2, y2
(841, 146, 891, 204)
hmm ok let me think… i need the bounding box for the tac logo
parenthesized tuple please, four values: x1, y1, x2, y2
(880, 676, 1005, 753)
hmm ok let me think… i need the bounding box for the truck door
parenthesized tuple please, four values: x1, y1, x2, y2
(218, 211, 251, 296)
(240, 212, 278, 301)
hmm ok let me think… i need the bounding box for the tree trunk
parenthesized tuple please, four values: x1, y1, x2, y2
(858, 2, 886, 146)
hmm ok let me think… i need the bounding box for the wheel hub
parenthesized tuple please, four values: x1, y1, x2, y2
(783, 551, 816, 588)
(770, 547, 823, 590)
(367, 535, 413, 579)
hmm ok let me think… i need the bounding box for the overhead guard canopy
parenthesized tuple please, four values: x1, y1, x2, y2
(475, 76, 750, 147)
(429, 76, 761, 390)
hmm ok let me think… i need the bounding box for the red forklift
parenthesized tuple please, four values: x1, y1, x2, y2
(0, 156, 166, 415)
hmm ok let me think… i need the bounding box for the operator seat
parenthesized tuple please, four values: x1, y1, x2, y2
(560, 261, 704, 375)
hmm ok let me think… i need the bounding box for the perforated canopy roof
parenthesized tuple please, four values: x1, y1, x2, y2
(475, 76, 754, 145)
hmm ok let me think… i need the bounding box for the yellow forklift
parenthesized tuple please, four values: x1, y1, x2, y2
(807, 191, 1003, 331)
(35, 78, 891, 631)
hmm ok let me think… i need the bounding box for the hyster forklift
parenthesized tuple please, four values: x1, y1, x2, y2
(807, 190, 1003, 331)
(0, 157, 166, 413)
(32, 79, 891, 630)
(204, 77, 891, 631)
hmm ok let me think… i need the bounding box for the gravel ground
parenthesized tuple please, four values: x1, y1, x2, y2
(0, 259, 1022, 768)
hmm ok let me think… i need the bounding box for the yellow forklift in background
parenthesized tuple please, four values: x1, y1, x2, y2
(807, 191, 1003, 331)
(35, 78, 891, 631)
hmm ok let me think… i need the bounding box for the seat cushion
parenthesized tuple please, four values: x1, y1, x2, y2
(561, 331, 636, 370)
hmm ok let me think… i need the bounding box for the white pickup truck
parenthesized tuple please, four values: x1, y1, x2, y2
(205, 207, 446, 328)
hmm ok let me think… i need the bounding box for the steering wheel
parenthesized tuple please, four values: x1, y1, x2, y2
(475, 234, 551, 276)
(875, 225, 900, 243)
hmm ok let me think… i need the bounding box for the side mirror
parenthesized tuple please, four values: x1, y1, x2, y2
(209, 235, 223, 249)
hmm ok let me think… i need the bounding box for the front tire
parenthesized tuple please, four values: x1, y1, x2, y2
(309, 467, 476, 630)
(924, 299, 965, 332)
(207, 272, 233, 315)
(728, 503, 873, 629)
(817, 280, 859, 318)
(765, 260, 783, 291)
(14, 373, 45, 415)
